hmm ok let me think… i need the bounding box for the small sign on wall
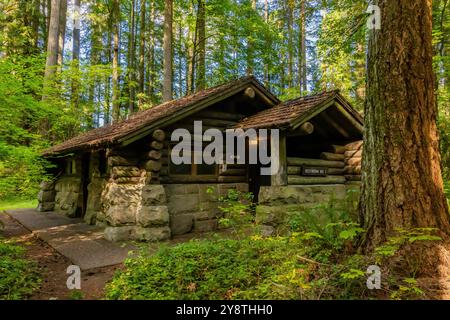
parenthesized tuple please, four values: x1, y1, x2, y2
(302, 166, 328, 177)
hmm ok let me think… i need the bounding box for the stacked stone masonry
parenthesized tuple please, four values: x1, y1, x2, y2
(256, 184, 360, 236)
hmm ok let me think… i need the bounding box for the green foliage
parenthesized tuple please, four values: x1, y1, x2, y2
(217, 188, 255, 234)
(69, 290, 85, 300)
(389, 278, 424, 300)
(106, 237, 302, 300)
(0, 198, 38, 211)
(374, 228, 442, 261)
(0, 238, 40, 299)
(287, 192, 362, 258)
(0, 55, 55, 199)
(444, 181, 450, 205)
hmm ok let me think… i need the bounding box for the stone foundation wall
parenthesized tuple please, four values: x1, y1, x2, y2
(54, 177, 82, 217)
(165, 183, 249, 236)
(37, 181, 56, 212)
(256, 184, 360, 235)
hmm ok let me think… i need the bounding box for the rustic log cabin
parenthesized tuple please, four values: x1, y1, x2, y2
(38, 76, 364, 241)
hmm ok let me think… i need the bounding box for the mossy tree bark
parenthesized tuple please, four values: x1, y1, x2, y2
(360, 0, 450, 251)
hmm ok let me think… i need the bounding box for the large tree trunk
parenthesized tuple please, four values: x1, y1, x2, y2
(360, 0, 450, 251)
(112, 0, 120, 122)
(162, 0, 173, 102)
(43, 0, 60, 89)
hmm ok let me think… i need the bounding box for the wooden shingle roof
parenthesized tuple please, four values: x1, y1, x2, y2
(236, 90, 363, 130)
(44, 76, 278, 156)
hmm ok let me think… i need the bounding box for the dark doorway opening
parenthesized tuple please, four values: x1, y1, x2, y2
(80, 153, 91, 218)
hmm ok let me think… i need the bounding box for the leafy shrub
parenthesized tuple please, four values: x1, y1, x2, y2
(216, 188, 255, 236)
(0, 238, 40, 299)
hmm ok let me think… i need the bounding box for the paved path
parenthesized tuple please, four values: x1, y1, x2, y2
(5, 209, 135, 270)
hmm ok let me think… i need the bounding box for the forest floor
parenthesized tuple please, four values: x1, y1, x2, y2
(0, 212, 120, 300)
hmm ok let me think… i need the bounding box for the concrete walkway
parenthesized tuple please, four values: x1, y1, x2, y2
(5, 209, 135, 270)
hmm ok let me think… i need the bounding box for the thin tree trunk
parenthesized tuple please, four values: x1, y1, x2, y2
(138, 0, 146, 103)
(299, 0, 307, 93)
(104, 27, 112, 125)
(112, 0, 121, 122)
(187, 22, 194, 95)
(71, 0, 81, 114)
(31, 0, 41, 49)
(147, 0, 155, 106)
(247, 0, 256, 76)
(163, 0, 173, 102)
(57, 0, 67, 72)
(264, 0, 270, 88)
(128, 0, 136, 113)
(360, 0, 450, 251)
(195, 0, 205, 91)
(287, 0, 293, 87)
(178, 21, 183, 97)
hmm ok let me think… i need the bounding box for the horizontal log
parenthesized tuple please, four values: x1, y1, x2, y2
(160, 167, 169, 176)
(220, 168, 247, 176)
(330, 145, 346, 154)
(111, 166, 142, 178)
(346, 157, 362, 166)
(114, 177, 142, 184)
(244, 87, 256, 99)
(320, 152, 345, 161)
(151, 141, 164, 150)
(186, 118, 237, 128)
(327, 168, 346, 175)
(218, 176, 247, 183)
(298, 122, 314, 136)
(161, 176, 218, 183)
(287, 166, 345, 176)
(196, 110, 244, 121)
(147, 150, 162, 160)
(288, 175, 346, 185)
(345, 175, 362, 181)
(344, 166, 362, 175)
(108, 156, 134, 167)
(345, 141, 363, 151)
(287, 166, 303, 175)
(345, 150, 362, 158)
(145, 160, 162, 172)
(152, 129, 166, 142)
(287, 157, 345, 168)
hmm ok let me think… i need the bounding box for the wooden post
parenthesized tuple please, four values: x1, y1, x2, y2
(271, 133, 287, 186)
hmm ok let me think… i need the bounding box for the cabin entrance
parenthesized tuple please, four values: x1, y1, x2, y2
(80, 153, 91, 218)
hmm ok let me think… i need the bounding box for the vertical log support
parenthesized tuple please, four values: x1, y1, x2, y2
(271, 132, 287, 186)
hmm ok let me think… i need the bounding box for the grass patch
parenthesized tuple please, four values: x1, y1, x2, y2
(0, 238, 41, 299)
(0, 197, 37, 211)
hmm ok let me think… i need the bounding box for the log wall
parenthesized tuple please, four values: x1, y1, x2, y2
(287, 140, 363, 185)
